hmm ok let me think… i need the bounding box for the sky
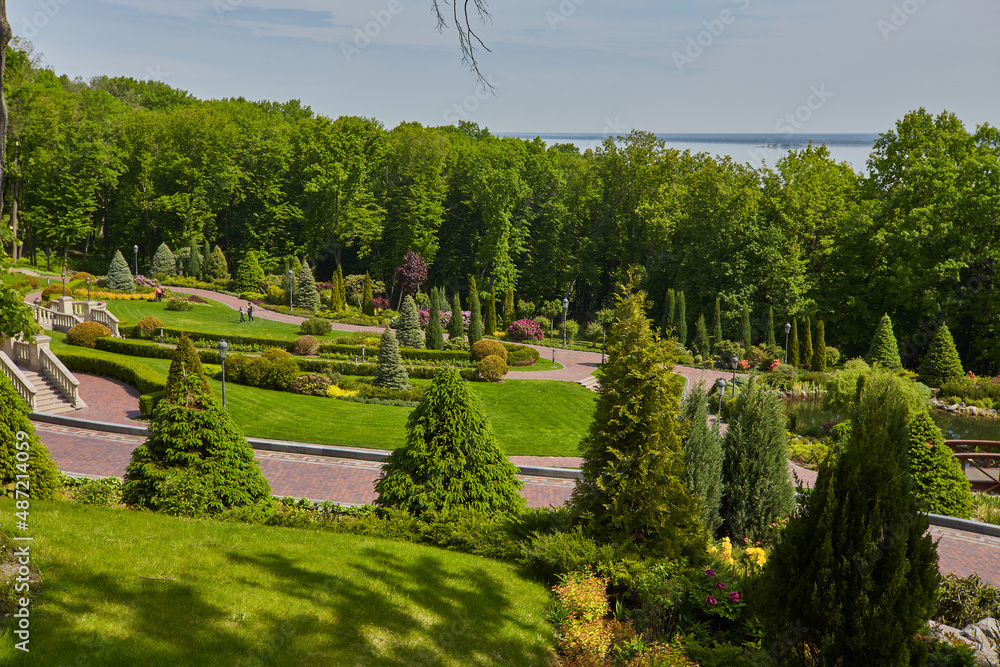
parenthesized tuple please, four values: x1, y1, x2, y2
(9, 0, 999, 135)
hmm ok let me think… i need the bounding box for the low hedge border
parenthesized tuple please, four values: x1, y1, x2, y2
(54, 349, 167, 395)
(503, 342, 540, 367)
(309, 360, 476, 381)
(138, 390, 166, 418)
(95, 337, 221, 364)
(317, 343, 471, 363)
(123, 325, 296, 352)
(334, 396, 420, 408)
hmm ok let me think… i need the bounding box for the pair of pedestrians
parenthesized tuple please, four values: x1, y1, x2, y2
(239, 302, 255, 323)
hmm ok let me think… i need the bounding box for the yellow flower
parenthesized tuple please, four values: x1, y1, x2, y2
(720, 537, 733, 563)
(327, 385, 358, 398)
(745, 546, 767, 567)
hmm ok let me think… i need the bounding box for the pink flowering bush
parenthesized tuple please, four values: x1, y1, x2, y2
(738, 359, 750, 370)
(767, 359, 780, 372)
(506, 318, 544, 342)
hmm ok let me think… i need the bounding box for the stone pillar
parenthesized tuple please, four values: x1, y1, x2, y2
(27, 335, 51, 371)
(52, 296, 75, 315)
(1, 335, 14, 359)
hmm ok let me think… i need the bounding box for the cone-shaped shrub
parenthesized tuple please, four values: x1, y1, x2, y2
(395, 295, 424, 348)
(918, 323, 964, 387)
(295, 260, 321, 312)
(680, 382, 723, 534)
(0, 373, 61, 500)
(236, 250, 265, 293)
(570, 272, 707, 560)
(373, 328, 411, 391)
(866, 313, 902, 370)
(151, 242, 176, 276)
(202, 239, 211, 278)
(766, 306, 776, 347)
(205, 245, 229, 281)
(662, 288, 675, 336)
(907, 411, 973, 518)
(107, 249, 135, 292)
(712, 296, 723, 344)
(801, 315, 813, 367)
(121, 373, 271, 516)
(336, 264, 347, 309)
(361, 272, 374, 316)
(695, 313, 710, 358)
(789, 318, 800, 367)
(327, 264, 344, 311)
(484, 287, 498, 336)
(426, 287, 445, 350)
(448, 292, 465, 341)
(741, 302, 752, 351)
(468, 276, 483, 345)
(187, 240, 202, 279)
(165, 334, 211, 400)
(813, 320, 828, 371)
(676, 291, 687, 347)
(375, 368, 523, 516)
(719, 377, 796, 541)
(756, 371, 940, 666)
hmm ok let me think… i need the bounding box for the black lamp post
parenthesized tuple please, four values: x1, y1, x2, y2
(562, 297, 569, 347)
(61, 269, 66, 297)
(784, 322, 791, 363)
(218, 339, 229, 407)
(86, 277, 91, 301)
(731, 355, 739, 400)
(287, 269, 294, 309)
(133, 244, 139, 276)
(716, 378, 726, 416)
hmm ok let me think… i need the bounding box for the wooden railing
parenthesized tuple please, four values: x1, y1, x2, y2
(946, 441, 1000, 494)
(0, 350, 36, 411)
(39, 346, 80, 408)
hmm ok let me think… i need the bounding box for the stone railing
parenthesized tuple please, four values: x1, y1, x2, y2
(89, 307, 121, 337)
(0, 350, 36, 411)
(32, 305, 54, 330)
(50, 311, 84, 333)
(11, 339, 31, 366)
(32, 298, 119, 336)
(39, 346, 81, 408)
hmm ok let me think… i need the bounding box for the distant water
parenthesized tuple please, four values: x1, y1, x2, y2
(501, 132, 880, 173)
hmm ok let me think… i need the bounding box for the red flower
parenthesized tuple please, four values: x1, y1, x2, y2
(716, 582, 726, 590)
(704, 568, 716, 578)
(730, 592, 740, 602)
(706, 595, 717, 605)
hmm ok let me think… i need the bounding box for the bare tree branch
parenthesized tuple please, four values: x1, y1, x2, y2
(431, 0, 494, 92)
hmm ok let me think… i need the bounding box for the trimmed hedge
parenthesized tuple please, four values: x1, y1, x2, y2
(138, 391, 166, 418)
(318, 343, 470, 363)
(54, 349, 167, 395)
(95, 336, 221, 364)
(503, 342, 540, 367)
(319, 360, 476, 381)
(123, 325, 296, 352)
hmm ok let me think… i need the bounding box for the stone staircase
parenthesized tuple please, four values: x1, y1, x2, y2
(578, 374, 601, 392)
(16, 366, 78, 414)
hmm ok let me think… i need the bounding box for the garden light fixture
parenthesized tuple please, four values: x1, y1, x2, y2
(731, 355, 739, 399)
(288, 269, 294, 308)
(716, 378, 726, 416)
(218, 339, 229, 407)
(562, 297, 569, 347)
(784, 322, 791, 363)
(133, 244, 139, 276)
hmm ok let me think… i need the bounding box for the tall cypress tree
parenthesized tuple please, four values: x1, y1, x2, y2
(448, 292, 465, 341)
(813, 320, 828, 371)
(202, 239, 211, 279)
(336, 264, 347, 309)
(789, 318, 800, 367)
(467, 276, 483, 345)
(426, 287, 445, 350)
(695, 313, 711, 359)
(484, 286, 498, 336)
(570, 273, 706, 560)
(361, 272, 374, 315)
(680, 383, 723, 534)
(662, 288, 676, 335)
(801, 315, 813, 367)
(187, 240, 202, 280)
(676, 290, 687, 348)
(866, 314, 902, 370)
(502, 284, 515, 329)
(766, 306, 776, 347)
(740, 302, 752, 351)
(712, 295, 723, 344)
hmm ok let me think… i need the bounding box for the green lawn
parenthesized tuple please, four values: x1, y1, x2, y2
(105, 297, 348, 341)
(507, 357, 561, 372)
(0, 501, 554, 666)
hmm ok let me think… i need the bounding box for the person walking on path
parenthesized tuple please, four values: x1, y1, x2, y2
(247, 302, 255, 323)
(239, 306, 245, 323)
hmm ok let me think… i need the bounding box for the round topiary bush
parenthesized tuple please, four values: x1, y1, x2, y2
(299, 317, 330, 336)
(471, 339, 508, 363)
(477, 354, 508, 382)
(136, 316, 164, 339)
(67, 321, 113, 348)
(70, 271, 96, 282)
(292, 335, 319, 356)
(41, 284, 66, 302)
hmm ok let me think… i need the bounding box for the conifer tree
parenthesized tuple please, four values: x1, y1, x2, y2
(187, 240, 202, 279)
(503, 284, 515, 329)
(202, 239, 211, 278)
(295, 260, 321, 312)
(468, 276, 483, 345)
(205, 245, 229, 281)
(448, 292, 465, 341)
(281, 258, 291, 292)
(236, 251, 265, 294)
(361, 272, 374, 316)
(107, 249, 136, 292)
(740, 302, 752, 351)
(328, 265, 344, 312)
(676, 290, 687, 347)
(373, 328, 411, 391)
(789, 318, 800, 367)
(484, 286, 498, 335)
(426, 287, 445, 350)
(757, 372, 940, 665)
(813, 320, 828, 371)
(907, 411, 973, 518)
(766, 306, 776, 347)
(662, 288, 676, 335)
(122, 373, 271, 515)
(866, 313, 902, 370)
(165, 334, 211, 400)
(151, 242, 176, 276)
(0, 373, 61, 499)
(395, 295, 425, 348)
(918, 323, 964, 387)
(720, 377, 796, 540)
(695, 313, 711, 358)
(680, 383, 723, 534)
(336, 264, 347, 308)
(375, 368, 523, 516)
(570, 272, 707, 560)
(712, 295, 723, 344)
(802, 315, 813, 367)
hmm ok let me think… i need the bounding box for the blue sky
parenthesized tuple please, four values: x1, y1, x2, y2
(10, 0, 999, 134)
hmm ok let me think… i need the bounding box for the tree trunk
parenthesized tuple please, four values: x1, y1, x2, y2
(0, 0, 10, 224)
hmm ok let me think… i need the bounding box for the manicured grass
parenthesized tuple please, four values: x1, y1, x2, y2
(105, 297, 347, 341)
(0, 500, 554, 666)
(508, 357, 561, 372)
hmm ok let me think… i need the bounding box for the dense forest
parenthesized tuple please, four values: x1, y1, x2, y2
(5, 42, 1000, 371)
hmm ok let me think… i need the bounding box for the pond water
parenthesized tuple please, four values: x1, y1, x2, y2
(784, 399, 1000, 442)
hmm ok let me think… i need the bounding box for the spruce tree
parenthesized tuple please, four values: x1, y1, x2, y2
(766, 306, 776, 347)
(907, 411, 973, 518)
(236, 251, 265, 294)
(375, 368, 523, 516)
(865, 313, 902, 370)
(426, 287, 445, 350)
(395, 295, 425, 348)
(448, 292, 465, 341)
(187, 240, 202, 279)
(740, 302, 752, 351)
(122, 373, 271, 516)
(695, 313, 711, 359)
(373, 328, 411, 391)
(662, 288, 676, 335)
(107, 249, 136, 292)
(151, 242, 176, 276)
(468, 276, 483, 345)
(789, 318, 800, 367)
(503, 283, 515, 329)
(813, 320, 828, 371)
(680, 383, 723, 534)
(720, 377, 796, 541)
(165, 334, 211, 400)
(570, 272, 707, 560)
(361, 272, 374, 316)
(295, 260, 321, 312)
(801, 315, 813, 367)
(676, 290, 687, 347)
(918, 323, 964, 387)
(205, 245, 229, 281)
(0, 373, 61, 499)
(757, 371, 939, 666)
(484, 286, 498, 336)
(712, 295, 723, 344)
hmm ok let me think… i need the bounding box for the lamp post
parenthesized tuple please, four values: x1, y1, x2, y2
(287, 269, 294, 309)
(61, 269, 66, 297)
(716, 378, 726, 417)
(731, 355, 739, 400)
(562, 297, 569, 347)
(784, 322, 791, 363)
(218, 340, 229, 407)
(86, 277, 91, 301)
(133, 244, 139, 276)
